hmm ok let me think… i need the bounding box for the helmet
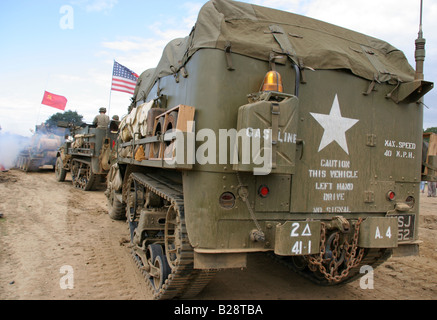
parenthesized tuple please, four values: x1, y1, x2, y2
(99, 107, 107, 113)
(112, 115, 120, 121)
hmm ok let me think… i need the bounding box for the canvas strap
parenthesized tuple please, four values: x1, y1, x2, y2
(271, 102, 280, 169)
(269, 25, 299, 66)
(224, 41, 235, 71)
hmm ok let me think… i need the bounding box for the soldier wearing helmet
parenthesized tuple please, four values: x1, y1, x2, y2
(93, 107, 110, 129)
(110, 115, 120, 133)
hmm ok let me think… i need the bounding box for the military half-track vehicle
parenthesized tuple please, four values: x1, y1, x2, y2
(106, 0, 433, 299)
(15, 125, 63, 172)
(422, 132, 437, 182)
(55, 121, 119, 191)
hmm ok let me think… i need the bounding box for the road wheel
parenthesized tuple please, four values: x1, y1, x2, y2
(147, 244, 171, 293)
(71, 160, 97, 191)
(55, 157, 67, 182)
(107, 188, 125, 220)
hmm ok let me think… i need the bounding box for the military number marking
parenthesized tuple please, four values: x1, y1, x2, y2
(275, 221, 321, 256)
(358, 217, 398, 248)
(375, 226, 392, 240)
(290, 222, 312, 237)
(291, 241, 312, 255)
(290, 223, 313, 255)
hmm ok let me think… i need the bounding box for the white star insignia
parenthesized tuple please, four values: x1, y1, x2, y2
(310, 94, 359, 155)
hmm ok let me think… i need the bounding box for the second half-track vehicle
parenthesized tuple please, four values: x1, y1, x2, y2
(105, 0, 433, 299)
(15, 125, 64, 172)
(56, 121, 119, 190)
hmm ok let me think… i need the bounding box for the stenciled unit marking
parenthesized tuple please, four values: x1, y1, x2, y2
(309, 94, 360, 213)
(310, 159, 359, 213)
(310, 94, 359, 155)
(383, 139, 417, 159)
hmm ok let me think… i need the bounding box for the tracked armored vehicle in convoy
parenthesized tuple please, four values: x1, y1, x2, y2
(55, 120, 119, 191)
(15, 125, 63, 172)
(106, 0, 433, 299)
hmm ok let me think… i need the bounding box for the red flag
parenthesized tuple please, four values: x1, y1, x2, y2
(41, 91, 67, 110)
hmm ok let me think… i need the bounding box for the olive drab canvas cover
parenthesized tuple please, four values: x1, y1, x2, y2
(133, 0, 415, 104)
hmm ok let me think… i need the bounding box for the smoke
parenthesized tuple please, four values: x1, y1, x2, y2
(0, 132, 30, 170)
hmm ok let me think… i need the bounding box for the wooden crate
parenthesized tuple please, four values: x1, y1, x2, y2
(149, 105, 195, 161)
(423, 132, 437, 178)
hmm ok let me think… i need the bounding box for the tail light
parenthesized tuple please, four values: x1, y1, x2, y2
(258, 185, 270, 198)
(386, 190, 396, 201)
(219, 192, 236, 209)
(261, 71, 284, 92)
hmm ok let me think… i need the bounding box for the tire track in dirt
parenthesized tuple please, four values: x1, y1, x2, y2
(0, 170, 69, 299)
(51, 177, 151, 299)
(0, 170, 151, 300)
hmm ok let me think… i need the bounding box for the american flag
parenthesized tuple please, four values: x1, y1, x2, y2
(111, 61, 139, 95)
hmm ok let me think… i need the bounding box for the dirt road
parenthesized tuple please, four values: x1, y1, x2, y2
(1, 169, 436, 300)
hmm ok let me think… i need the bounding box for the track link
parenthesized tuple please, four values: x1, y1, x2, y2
(128, 172, 216, 300)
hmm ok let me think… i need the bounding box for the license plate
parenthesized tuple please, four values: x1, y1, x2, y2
(274, 221, 321, 256)
(394, 214, 416, 242)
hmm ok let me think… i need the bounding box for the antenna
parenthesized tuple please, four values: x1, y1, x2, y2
(415, 0, 426, 80)
(418, 0, 423, 38)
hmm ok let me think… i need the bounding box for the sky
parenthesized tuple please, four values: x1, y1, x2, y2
(0, 0, 436, 137)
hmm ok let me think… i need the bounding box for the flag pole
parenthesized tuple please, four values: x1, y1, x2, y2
(36, 73, 51, 127)
(108, 60, 115, 116)
(108, 85, 113, 117)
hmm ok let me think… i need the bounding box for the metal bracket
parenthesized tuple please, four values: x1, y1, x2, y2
(224, 41, 235, 71)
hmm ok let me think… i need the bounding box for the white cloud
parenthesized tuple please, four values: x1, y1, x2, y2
(86, 0, 118, 12)
(101, 38, 151, 52)
(181, 2, 203, 27)
(0, 95, 57, 137)
(147, 19, 193, 42)
(250, 0, 301, 12)
(71, 0, 118, 13)
(99, 14, 195, 74)
(100, 36, 170, 73)
(304, 0, 420, 44)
